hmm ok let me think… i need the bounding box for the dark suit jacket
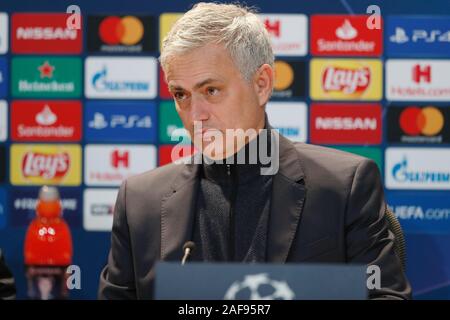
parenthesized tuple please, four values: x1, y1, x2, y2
(98, 133, 412, 300)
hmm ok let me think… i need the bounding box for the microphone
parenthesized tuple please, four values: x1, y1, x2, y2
(181, 241, 195, 265)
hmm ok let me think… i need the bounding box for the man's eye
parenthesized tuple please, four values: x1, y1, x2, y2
(207, 87, 219, 96)
(173, 92, 186, 100)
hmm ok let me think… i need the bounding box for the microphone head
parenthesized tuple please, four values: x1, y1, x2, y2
(183, 241, 196, 252)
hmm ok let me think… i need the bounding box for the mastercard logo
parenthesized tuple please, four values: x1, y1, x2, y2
(274, 61, 294, 90)
(99, 16, 144, 45)
(400, 106, 444, 136)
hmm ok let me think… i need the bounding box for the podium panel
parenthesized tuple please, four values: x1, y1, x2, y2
(155, 262, 367, 300)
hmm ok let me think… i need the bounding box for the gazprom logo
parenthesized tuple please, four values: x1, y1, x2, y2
(91, 66, 149, 92)
(392, 157, 450, 183)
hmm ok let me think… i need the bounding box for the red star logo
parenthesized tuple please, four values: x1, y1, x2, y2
(38, 61, 55, 79)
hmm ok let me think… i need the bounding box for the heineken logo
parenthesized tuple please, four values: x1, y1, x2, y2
(18, 80, 74, 93)
(12, 57, 81, 98)
(38, 61, 55, 79)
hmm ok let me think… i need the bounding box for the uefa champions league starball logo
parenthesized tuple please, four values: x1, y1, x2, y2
(224, 273, 295, 300)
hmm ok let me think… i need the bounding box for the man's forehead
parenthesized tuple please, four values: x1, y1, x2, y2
(163, 46, 242, 90)
(168, 76, 224, 91)
(165, 56, 221, 82)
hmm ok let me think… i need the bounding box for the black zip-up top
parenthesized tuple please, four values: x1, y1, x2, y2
(191, 129, 273, 262)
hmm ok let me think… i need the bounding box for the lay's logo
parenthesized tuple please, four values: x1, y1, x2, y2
(22, 151, 70, 179)
(310, 59, 382, 100)
(322, 66, 370, 94)
(10, 144, 81, 186)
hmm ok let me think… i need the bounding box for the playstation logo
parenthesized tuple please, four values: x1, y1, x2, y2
(390, 27, 409, 44)
(88, 112, 108, 129)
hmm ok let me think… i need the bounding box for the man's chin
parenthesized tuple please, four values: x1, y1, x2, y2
(191, 141, 225, 161)
(196, 142, 249, 162)
(199, 146, 227, 161)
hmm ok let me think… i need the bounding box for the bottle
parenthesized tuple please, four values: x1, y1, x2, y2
(24, 186, 73, 300)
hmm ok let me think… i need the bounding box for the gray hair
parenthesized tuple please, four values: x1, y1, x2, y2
(160, 2, 274, 82)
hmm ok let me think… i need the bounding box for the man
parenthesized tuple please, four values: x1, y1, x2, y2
(99, 2, 411, 299)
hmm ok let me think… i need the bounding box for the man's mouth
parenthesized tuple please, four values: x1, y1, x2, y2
(195, 128, 220, 142)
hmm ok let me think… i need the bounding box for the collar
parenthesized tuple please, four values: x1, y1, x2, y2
(201, 120, 272, 185)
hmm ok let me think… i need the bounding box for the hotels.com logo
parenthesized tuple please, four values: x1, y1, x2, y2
(259, 14, 307, 56)
(84, 145, 156, 186)
(264, 19, 280, 37)
(111, 150, 129, 169)
(322, 66, 371, 95)
(386, 60, 450, 101)
(412, 64, 431, 83)
(22, 151, 70, 180)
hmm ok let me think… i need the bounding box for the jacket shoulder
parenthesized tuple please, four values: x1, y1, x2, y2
(125, 162, 188, 198)
(294, 142, 370, 165)
(291, 142, 379, 187)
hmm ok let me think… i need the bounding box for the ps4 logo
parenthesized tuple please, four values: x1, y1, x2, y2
(390, 27, 450, 44)
(88, 112, 152, 130)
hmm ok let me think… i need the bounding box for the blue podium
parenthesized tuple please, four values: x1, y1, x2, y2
(155, 262, 367, 300)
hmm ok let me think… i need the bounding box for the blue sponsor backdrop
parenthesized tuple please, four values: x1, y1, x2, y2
(387, 16, 450, 57)
(0, 57, 7, 98)
(84, 101, 157, 143)
(0, 188, 6, 229)
(387, 191, 450, 234)
(0, 0, 449, 300)
(10, 188, 82, 228)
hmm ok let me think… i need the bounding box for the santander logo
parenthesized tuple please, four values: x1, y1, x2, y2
(35, 105, 57, 126)
(335, 19, 357, 40)
(322, 66, 371, 94)
(21, 151, 70, 179)
(311, 15, 382, 56)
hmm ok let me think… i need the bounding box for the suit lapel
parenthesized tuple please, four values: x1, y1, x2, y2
(160, 155, 201, 261)
(267, 132, 307, 263)
(159, 131, 307, 263)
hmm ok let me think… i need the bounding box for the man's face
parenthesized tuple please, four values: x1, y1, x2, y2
(164, 43, 268, 160)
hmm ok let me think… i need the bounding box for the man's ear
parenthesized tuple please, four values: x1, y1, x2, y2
(253, 64, 274, 107)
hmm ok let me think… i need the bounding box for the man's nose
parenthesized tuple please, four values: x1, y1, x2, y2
(190, 94, 209, 121)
